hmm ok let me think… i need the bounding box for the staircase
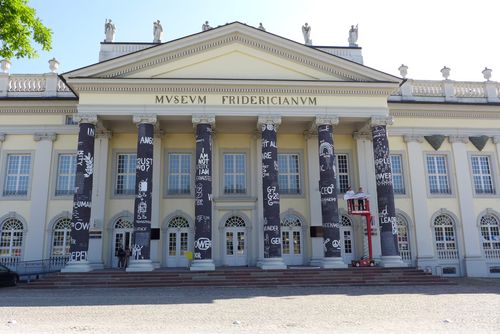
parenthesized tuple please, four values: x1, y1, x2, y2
(20, 267, 454, 289)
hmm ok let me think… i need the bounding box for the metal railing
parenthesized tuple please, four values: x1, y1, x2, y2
(0, 256, 69, 275)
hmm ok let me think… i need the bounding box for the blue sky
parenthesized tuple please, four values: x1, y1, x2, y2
(8, 0, 500, 81)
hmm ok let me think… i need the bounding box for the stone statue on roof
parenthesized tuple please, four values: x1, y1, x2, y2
(302, 23, 312, 45)
(202, 21, 212, 31)
(258, 23, 266, 31)
(153, 20, 163, 43)
(104, 19, 116, 42)
(348, 24, 358, 47)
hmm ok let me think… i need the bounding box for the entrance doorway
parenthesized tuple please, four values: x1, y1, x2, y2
(340, 215, 355, 264)
(166, 216, 192, 268)
(223, 216, 247, 266)
(281, 214, 304, 266)
(112, 217, 133, 268)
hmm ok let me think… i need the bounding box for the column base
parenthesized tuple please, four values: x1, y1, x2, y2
(257, 257, 287, 270)
(61, 260, 93, 273)
(89, 262, 104, 270)
(379, 255, 408, 268)
(190, 259, 215, 271)
(320, 257, 348, 269)
(126, 259, 155, 272)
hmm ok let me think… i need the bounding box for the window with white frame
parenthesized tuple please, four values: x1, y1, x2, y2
(0, 218, 24, 257)
(396, 214, 411, 261)
(433, 214, 458, 259)
(278, 153, 300, 194)
(470, 156, 495, 195)
(480, 214, 500, 258)
(223, 153, 246, 194)
(167, 153, 191, 195)
(3, 154, 31, 196)
(115, 153, 136, 195)
(390, 154, 405, 195)
(52, 218, 72, 257)
(335, 153, 350, 193)
(55, 154, 76, 196)
(426, 155, 451, 194)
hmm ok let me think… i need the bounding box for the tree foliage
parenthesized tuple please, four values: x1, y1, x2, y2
(0, 0, 52, 60)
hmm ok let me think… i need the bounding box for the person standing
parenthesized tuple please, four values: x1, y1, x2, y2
(117, 246, 126, 269)
(344, 186, 355, 211)
(356, 187, 366, 211)
(124, 246, 131, 268)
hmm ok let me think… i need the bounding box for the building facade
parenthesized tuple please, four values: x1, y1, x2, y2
(1, 22, 499, 276)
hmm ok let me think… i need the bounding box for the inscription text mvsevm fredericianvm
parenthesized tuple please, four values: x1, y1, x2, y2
(155, 94, 317, 106)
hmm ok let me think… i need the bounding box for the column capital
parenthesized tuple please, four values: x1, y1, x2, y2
(448, 135, 469, 144)
(353, 131, 372, 141)
(257, 115, 281, 131)
(0, 133, 5, 142)
(95, 130, 112, 139)
(370, 116, 394, 127)
(403, 135, 424, 143)
(133, 114, 157, 126)
(74, 114, 98, 125)
(492, 136, 500, 144)
(192, 114, 215, 127)
(315, 115, 339, 127)
(154, 129, 165, 138)
(33, 132, 57, 142)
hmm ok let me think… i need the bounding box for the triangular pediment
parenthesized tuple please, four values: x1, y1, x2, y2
(64, 22, 400, 84)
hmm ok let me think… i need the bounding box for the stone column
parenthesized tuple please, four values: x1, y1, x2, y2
(150, 129, 163, 268)
(494, 136, 500, 173)
(449, 135, 486, 276)
(257, 115, 286, 270)
(371, 117, 406, 267)
(127, 115, 156, 272)
(87, 129, 111, 270)
(316, 116, 346, 268)
(62, 114, 97, 272)
(24, 133, 56, 261)
(404, 135, 434, 269)
(191, 115, 216, 271)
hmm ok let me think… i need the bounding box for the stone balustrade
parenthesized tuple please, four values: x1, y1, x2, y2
(0, 73, 74, 98)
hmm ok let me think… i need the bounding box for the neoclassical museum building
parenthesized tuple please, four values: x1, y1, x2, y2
(0, 22, 499, 277)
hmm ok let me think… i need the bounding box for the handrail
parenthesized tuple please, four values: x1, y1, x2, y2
(0, 256, 69, 275)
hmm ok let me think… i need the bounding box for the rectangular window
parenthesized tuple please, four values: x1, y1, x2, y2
(471, 156, 495, 194)
(390, 154, 405, 194)
(55, 154, 77, 196)
(3, 154, 31, 196)
(278, 153, 300, 194)
(167, 153, 191, 195)
(116, 153, 136, 195)
(335, 154, 350, 193)
(426, 155, 451, 194)
(223, 153, 246, 194)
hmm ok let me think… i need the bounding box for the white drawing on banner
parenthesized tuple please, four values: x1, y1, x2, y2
(320, 184, 335, 195)
(264, 225, 279, 232)
(262, 164, 269, 178)
(139, 136, 153, 145)
(266, 124, 275, 131)
(139, 180, 148, 192)
(71, 220, 90, 231)
(274, 160, 279, 171)
(74, 201, 91, 208)
(198, 148, 210, 175)
(137, 201, 147, 220)
(195, 183, 203, 206)
(196, 215, 210, 224)
(132, 244, 144, 260)
(80, 153, 93, 178)
(262, 151, 272, 160)
(323, 222, 340, 228)
(194, 252, 201, 259)
(87, 127, 95, 137)
(262, 139, 277, 148)
(323, 238, 331, 252)
(195, 237, 212, 250)
(375, 172, 393, 186)
(70, 251, 87, 261)
(266, 186, 279, 206)
(331, 239, 341, 249)
(270, 237, 281, 245)
(264, 234, 270, 257)
(319, 141, 334, 171)
(136, 157, 153, 172)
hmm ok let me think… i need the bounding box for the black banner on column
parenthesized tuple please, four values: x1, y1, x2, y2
(69, 122, 95, 262)
(132, 123, 154, 260)
(261, 123, 281, 258)
(372, 125, 399, 256)
(318, 124, 341, 258)
(194, 124, 213, 260)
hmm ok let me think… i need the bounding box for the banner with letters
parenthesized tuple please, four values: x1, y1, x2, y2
(318, 124, 341, 258)
(194, 124, 213, 260)
(69, 123, 95, 262)
(132, 123, 154, 260)
(261, 123, 281, 258)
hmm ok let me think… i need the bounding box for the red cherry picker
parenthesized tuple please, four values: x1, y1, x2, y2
(346, 196, 375, 267)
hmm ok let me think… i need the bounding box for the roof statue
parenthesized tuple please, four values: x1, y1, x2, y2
(104, 19, 116, 42)
(348, 24, 358, 47)
(258, 23, 266, 31)
(153, 20, 163, 43)
(302, 23, 312, 45)
(202, 21, 212, 31)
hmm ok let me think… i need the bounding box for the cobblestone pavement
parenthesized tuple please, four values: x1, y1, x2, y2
(1, 278, 499, 334)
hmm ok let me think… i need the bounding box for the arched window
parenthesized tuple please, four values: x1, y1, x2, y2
(52, 218, 72, 257)
(480, 214, 500, 259)
(225, 216, 246, 227)
(281, 214, 302, 227)
(114, 217, 134, 229)
(168, 216, 190, 228)
(396, 214, 411, 261)
(341, 215, 352, 227)
(433, 214, 458, 259)
(0, 218, 24, 258)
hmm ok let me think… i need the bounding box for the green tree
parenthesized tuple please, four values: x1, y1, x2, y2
(0, 0, 52, 59)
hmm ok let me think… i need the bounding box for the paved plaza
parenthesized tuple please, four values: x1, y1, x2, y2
(1, 278, 499, 334)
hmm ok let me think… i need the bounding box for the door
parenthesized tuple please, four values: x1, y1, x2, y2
(112, 229, 133, 268)
(340, 215, 355, 264)
(281, 214, 304, 266)
(224, 228, 246, 266)
(166, 229, 190, 267)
